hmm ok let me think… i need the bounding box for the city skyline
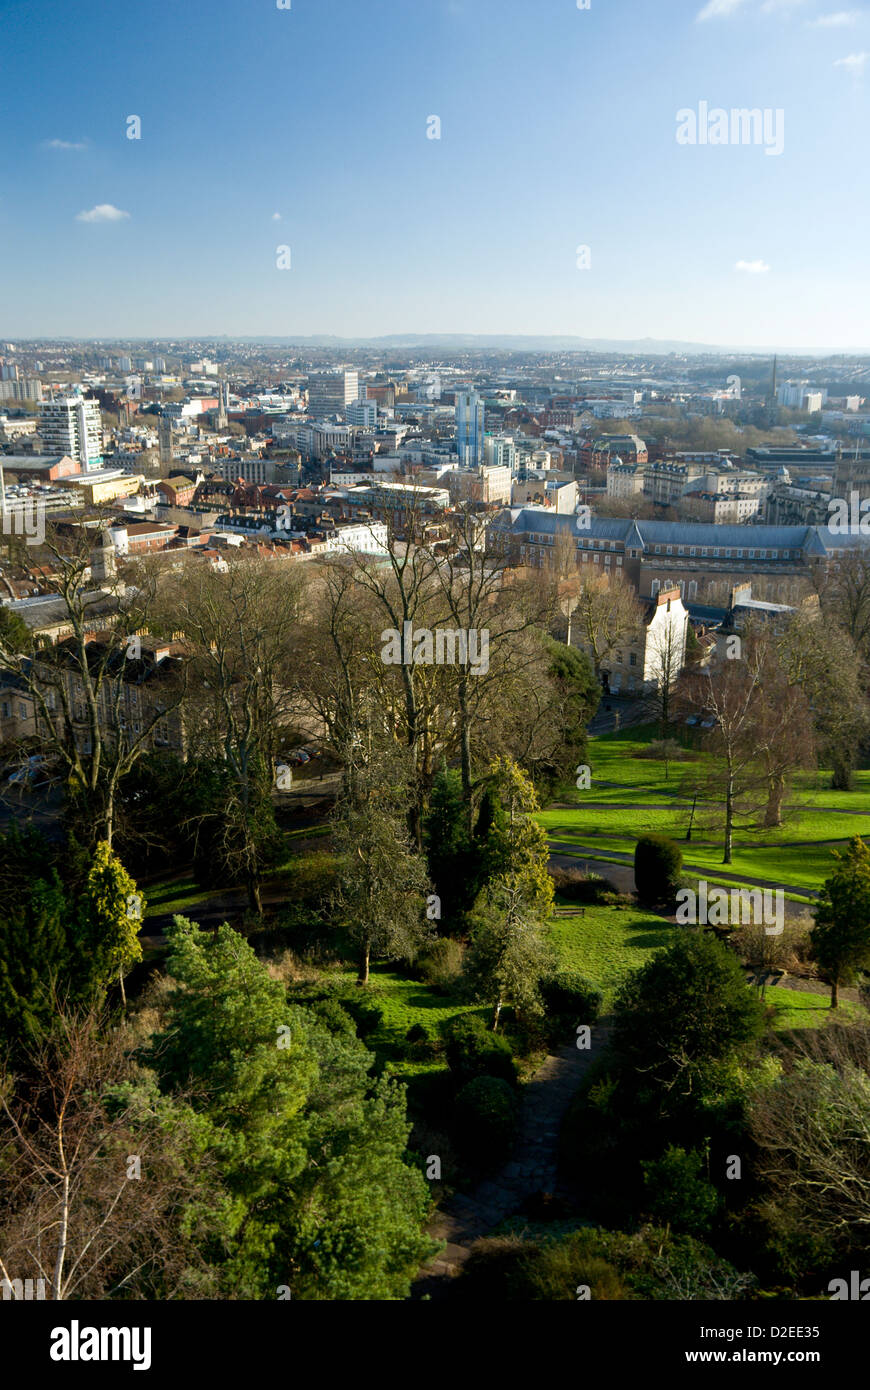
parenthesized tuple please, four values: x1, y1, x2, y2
(2, 0, 869, 348)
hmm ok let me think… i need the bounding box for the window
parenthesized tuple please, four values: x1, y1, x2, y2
(629, 652, 637, 667)
(0, 702, 9, 719)
(19, 704, 27, 720)
(690, 547, 696, 556)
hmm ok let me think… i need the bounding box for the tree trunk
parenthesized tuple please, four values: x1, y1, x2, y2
(764, 775, 784, 828)
(492, 998, 502, 1032)
(358, 939, 370, 986)
(119, 966, 126, 1010)
(723, 775, 734, 864)
(831, 975, 839, 1010)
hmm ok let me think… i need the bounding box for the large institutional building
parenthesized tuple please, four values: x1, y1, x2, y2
(37, 396, 102, 471)
(489, 509, 870, 605)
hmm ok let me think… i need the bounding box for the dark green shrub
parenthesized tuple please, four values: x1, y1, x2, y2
(549, 867, 617, 904)
(417, 937, 464, 993)
(634, 834, 683, 907)
(340, 994, 383, 1041)
(641, 1146, 721, 1237)
(444, 1014, 517, 1086)
(453, 1076, 518, 1167)
(539, 971, 602, 1034)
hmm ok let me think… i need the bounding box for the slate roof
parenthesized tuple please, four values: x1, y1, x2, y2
(496, 508, 870, 555)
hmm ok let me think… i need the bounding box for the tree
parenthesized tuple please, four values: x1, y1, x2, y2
(611, 932, 765, 1110)
(0, 1008, 221, 1300)
(465, 757, 554, 1029)
(641, 1145, 721, 1237)
(634, 834, 683, 907)
(810, 836, 870, 1009)
(165, 553, 303, 912)
(0, 606, 31, 655)
(0, 875, 72, 1052)
(0, 530, 185, 849)
(75, 841, 143, 1008)
(150, 917, 435, 1299)
(331, 734, 432, 984)
(572, 571, 641, 682)
(748, 1036, 870, 1265)
(776, 609, 869, 791)
(423, 765, 481, 927)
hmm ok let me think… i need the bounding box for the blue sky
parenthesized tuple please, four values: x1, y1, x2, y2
(1, 0, 868, 348)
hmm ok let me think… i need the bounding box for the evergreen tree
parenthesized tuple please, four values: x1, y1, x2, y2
(811, 836, 870, 1008)
(75, 841, 144, 1007)
(151, 917, 435, 1299)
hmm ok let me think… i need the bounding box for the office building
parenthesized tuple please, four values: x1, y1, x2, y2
(455, 389, 485, 467)
(38, 396, 102, 470)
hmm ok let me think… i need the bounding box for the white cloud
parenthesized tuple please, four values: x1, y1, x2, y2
(761, 0, 807, 10)
(696, 0, 750, 19)
(809, 10, 860, 25)
(834, 48, 870, 71)
(735, 259, 771, 273)
(75, 204, 130, 223)
(44, 138, 87, 151)
(272, 212, 282, 221)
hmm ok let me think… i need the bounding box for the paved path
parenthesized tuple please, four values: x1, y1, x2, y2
(413, 1020, 613, 1299)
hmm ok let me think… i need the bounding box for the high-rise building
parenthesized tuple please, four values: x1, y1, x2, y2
(484, 433, 516, 471)
(38, 396, 102, 470)
(307, 369, 359, 418)
(455, 390, 485, 467)
(347, 399, 377, 429)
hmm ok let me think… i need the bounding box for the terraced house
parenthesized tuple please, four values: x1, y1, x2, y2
(489, 510, 870, 604)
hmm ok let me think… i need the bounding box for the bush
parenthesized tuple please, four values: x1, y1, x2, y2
(340, 994, 384, 1041)
(539, 972, 602, 1034)
(444, 1014, 518, 1086)
(417, 937, 465, 993)
(549, 867, 618, 904)
(641, 1146, 721, 1237)
(454, 1232, 629, 1301)
(637, 739, 686, 763)
(634, 834, 683, 907)
(453, 1076, 518, 1168)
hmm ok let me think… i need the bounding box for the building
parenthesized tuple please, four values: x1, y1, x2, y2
(307, 370, 359, 418)
(347, 399, 378, 430)
(488, 509, 870, 605)
(595, 587, 689, 697)
(484, 434, 517, 471)
(444, 464, 512, 506)
(455, 390, 485, 468)
(38, 397, 102, 471)
(606, 461, 646, 499)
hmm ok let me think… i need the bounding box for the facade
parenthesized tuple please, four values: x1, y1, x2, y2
(484, 434, 517, 471)
(346, 399, 378, 429)
(455, 390, 485, 468)
(38, 397, 102, 470)
(307, 370, 359, 417)
(445, 464, 512, 506)
(606, 461, 646, 498)
(489, 508, 870, 605)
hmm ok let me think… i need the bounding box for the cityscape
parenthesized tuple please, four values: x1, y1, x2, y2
(2, 0, 870, 1363)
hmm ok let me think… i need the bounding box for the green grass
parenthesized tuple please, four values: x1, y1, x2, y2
(548, 903, 674, 1009)
(541, 723, 870, 896)
(334, 963, 484, 1080)
(764, 986, 866, 1031)
(143, 877, 215, 919)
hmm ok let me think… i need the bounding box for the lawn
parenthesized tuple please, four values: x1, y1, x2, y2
(764, 986, 866, 1031)
(143, 877, 215, 919)
(541, 723, 870, 896)
(548, 902, 675, 1009)
(334, 963, 485, 1080)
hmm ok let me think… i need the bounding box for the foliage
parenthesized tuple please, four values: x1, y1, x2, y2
(634, 833, 683, 907)
(453, 1075, 518, 1168)
(811, 835, 870, 1008)
(641, 1145, 721, 1236)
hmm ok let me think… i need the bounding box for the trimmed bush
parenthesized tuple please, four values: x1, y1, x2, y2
(443, 1013, 517, 1086)
(634, 834, 683, 907)
(453, 1076, 518, 1168)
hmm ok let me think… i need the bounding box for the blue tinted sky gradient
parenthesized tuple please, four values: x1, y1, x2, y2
(1, 0, 868, 347)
